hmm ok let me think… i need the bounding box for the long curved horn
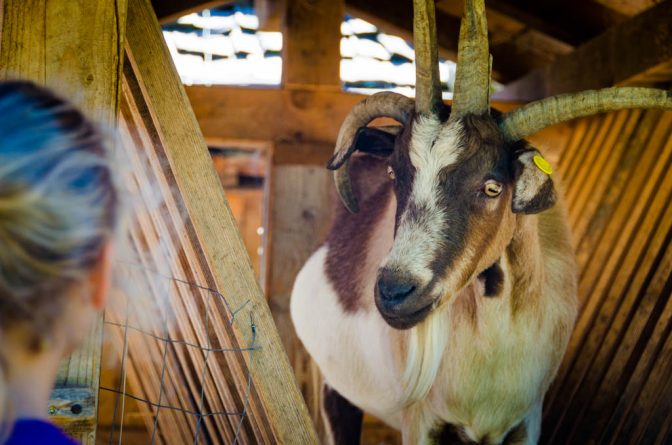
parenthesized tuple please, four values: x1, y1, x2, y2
(413, 0, 442, 116)
(451, 0, 491, 118)
(499, 87, 672, 142)
(327, 92, 414, 213)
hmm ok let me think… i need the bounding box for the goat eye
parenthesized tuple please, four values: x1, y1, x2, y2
(483, 180, 502, 197)
(387, 166, 396, 180)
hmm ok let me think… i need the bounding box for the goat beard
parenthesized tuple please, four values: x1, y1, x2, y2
(401, 303, 450, 407)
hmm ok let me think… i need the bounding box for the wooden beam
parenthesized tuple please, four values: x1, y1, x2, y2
(186, 85, 522, 146)
(151, 0, 232, 24)
(125, 0, 318, 443)
(0, 1, 127, 442)
(485, 0, 625, 46)
(255, 0, 284, 31)
(282, 0, 343, 87)
(591, 0, 659, 16)
(187, 86, 366, 146)
(346, 0, 572, 83)
(497, 0, 672, 100)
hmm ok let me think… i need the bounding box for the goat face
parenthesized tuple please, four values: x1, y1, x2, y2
(335, 111, 557, 329)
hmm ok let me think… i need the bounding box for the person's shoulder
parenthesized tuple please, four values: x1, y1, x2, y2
(4, 419, 78, 445)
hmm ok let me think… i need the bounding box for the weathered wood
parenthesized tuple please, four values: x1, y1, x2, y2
(486, 0, 624, 45)
(151, 0, 232, 24)
(124, 0, 318, 443)
(255, 0, 284, 31)
(273, 140, 335, 166)
(282, 0, 343, 87)
(497, 0, 672, 100)
(186, 85, 522, 147)
(592, 0, 660, 16)
(265, 163, 333, 439)
(539, 108, 672, 444)
(0, 1, 127, 442)
(0, 0, 127, 123)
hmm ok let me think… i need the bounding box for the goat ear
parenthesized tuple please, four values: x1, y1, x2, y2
(511, 147, 557, 214)
(327, 126, 399, 169)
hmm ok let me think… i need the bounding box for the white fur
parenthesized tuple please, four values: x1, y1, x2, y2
(401, 307, 449, 406)
(383, 119, 465, 290)
(291, 208, 576, 444)
(290, 118, 576, 443)
(514, 150, 550, 209)
(291, 246, 405, 427)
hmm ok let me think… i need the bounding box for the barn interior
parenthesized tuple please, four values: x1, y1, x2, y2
(1, 0, 671, 444)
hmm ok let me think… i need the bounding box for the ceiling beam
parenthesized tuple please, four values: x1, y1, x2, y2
(185, 85, 522, 146)
(151, 0, 233, 23)
(496, 0, 672, 100)
(346, 0, 574, 83)
(485, 0, 625, 46)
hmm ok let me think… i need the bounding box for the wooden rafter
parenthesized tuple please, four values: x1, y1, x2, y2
(485, 0, 625, 45)
(151, 0, 233, 23)
(345, 0, 572, 83)
(497, 0, 672, 100)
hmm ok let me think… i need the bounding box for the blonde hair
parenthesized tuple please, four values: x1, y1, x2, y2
(0, 80, 120, 430)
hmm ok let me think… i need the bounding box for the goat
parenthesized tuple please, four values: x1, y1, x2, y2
(290, 0, 672, 443)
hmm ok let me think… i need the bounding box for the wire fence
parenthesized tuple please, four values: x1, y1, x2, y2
(98, 257, 260, 445)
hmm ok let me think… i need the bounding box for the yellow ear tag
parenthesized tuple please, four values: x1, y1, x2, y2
(533, 154, 553, 175)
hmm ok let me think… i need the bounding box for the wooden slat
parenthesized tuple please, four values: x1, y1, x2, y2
(122, 0, 318, 443)
(0, 1, 127, 442)
(541, 109, 672, 444)
(548, 123, 672, 443)
(564, 112, 617, 208)
(567, 110, 638, 231)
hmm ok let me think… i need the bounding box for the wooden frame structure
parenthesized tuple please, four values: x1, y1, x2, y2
(1, 0, 671, 443)
(1, 0, 316, 443)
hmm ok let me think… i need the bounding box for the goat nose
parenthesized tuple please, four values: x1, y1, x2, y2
(377, 279, 416, 303)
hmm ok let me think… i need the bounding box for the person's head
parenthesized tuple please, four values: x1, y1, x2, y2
(0, 80, 120, 419)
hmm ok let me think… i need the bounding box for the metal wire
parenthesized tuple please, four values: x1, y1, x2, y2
(101, 264, 259, 445)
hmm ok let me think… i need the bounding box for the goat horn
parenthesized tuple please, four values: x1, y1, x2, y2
(327, 92, 414, 213)
(499, 87, 672, 142)
(451, 0, 491, 118)
(413, 0, 442, 116)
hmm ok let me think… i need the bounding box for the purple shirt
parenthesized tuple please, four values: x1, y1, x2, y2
(4, 419, 78, 445)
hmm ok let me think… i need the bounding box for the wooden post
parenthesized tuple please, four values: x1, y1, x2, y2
(266, 0, 343, 434)
(0, 1, 127, 443)
(122, 0, 318, 442)
(282, 0, 343, 88)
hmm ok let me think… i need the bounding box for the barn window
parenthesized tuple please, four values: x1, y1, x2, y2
(161, 5, 467, 97)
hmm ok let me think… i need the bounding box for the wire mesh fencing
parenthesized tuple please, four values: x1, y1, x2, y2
(98, 254, 261, 445)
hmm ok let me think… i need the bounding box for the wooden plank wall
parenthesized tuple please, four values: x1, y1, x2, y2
(0, 1, 127, 442)
(542, 109, 672, 444)
(97, 0, 317, 443)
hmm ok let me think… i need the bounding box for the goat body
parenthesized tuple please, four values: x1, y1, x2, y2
(291, 153, 577, 444)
